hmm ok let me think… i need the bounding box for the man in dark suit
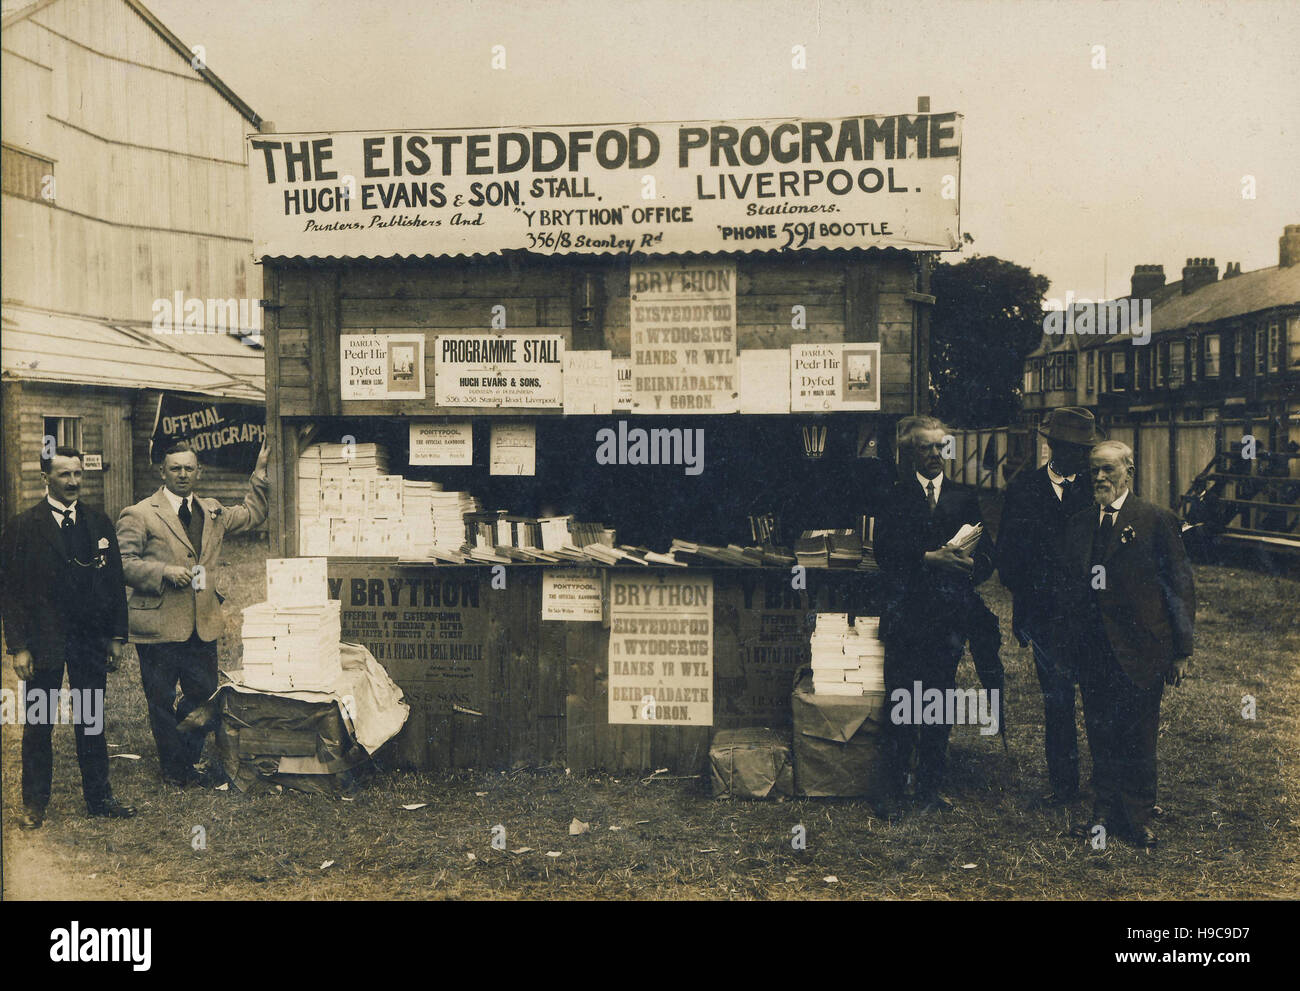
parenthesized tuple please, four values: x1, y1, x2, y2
(1065, 440, 1194, 848)
(117, 440, 269, 787)
(0, 447, 136, 828)
(875, 417, 997, 811)
(997, 408, 1099, 804)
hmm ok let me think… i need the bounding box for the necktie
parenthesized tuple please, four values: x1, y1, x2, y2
(54, 506, 75, 558)
(1091, 505, 1116, 565)
(926, 481, 937, 512)
(178, 497, 192, 529)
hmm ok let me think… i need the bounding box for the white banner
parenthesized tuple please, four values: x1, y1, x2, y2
(249, 114, 962, 259)
(432, 334, 564, 408)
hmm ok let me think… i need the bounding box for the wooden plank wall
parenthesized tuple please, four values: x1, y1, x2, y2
(274, 251, 918, 418)
(2, 0, 260, 325)
(335, 565, 883, 775)
(7, 382, 115, 512)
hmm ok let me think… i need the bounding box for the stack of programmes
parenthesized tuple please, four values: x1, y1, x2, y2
(810, 613, 885, 695)
(297, 442, 480, 557)
(239, 557, 342, 691)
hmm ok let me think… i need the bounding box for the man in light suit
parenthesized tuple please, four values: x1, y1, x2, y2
(1, 448, 136, 827)
(117, 440, 269, 787)
(1064, 440, 1194, 849)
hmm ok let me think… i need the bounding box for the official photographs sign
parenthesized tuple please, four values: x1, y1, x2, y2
(248, 113, 962, 259)
(149, 394, 266, 470)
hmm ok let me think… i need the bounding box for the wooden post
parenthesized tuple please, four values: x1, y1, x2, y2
(263, 266, 285, 557)
(1, 380, 24, 522)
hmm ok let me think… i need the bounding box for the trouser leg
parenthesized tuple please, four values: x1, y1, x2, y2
(1031, 637, 1079, 795)
(915, 630, 963, 796)
(1113, 678, 1163, 831)
(20, 664, 63, 809)
(173, 634, 219, 766)
(137, 641, 188, 779)
(1079, 650, 1121, 821)
(66, 640, 111, 807)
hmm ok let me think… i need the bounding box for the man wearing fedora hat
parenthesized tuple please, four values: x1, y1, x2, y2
(997, 407, 1100, 805)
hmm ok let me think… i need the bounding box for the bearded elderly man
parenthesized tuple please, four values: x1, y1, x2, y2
(1064, 441, 1194, 849)
(116, 440, 269, 788)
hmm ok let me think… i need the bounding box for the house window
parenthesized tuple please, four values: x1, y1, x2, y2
(1255, 326, 1267, 375)
(1289, 316, 1300, 369)
(1190, 336, 1199, 383)
(1, 145, 54, 203)
(1134, 349, 1147, 391)
(1023, 368, 1033, 394)
(1156, 342, 1168, 388)
(1087, 351, 1096, 394)
(1065, 354, 1076, 390)
(1111, 351, 1127, 392)
(1170, 341, 1185, 388)
(1204, 334, 1220, 378)
(1100, 352, 1110, 393)
(1232, 330, 1244, 378)
(1268, 321, 1281, 372)
(42, 416, 83, 455)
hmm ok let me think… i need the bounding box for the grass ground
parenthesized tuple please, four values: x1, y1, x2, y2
(3, 526, 1298, 901)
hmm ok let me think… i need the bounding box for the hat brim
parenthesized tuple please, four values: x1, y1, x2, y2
(1037, 426, 1105, 446)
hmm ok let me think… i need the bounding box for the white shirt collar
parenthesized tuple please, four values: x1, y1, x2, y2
(161, 487, 191, 514)
(1099, 487, 1131, 520)
(47, 495, 77, 520)
(917, 471, 943, 499)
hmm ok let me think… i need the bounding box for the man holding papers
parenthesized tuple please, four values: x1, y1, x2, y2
(874, 417, 998, 813)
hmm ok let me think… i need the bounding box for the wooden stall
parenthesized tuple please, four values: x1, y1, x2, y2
(250, 110, 960, 772)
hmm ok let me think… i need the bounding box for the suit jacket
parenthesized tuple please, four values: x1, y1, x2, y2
(0, 500, 128, 669)
(874, 474, 995, 643)
(996, 466, 1094, 646)
(116, 469, 269, 644)
(1064, 494, 1195, 689)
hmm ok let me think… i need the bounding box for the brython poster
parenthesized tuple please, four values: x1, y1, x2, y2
(608, 574, 714, 727)
(248, 114, 962, 259)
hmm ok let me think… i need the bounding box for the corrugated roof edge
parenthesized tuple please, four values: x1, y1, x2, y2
(256, 245, 937, 263)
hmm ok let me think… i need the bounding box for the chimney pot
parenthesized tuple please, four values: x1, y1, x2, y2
(1281, 224, 1300, 268)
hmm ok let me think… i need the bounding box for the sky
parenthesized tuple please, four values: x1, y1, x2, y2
(145, 0, 1299, 300)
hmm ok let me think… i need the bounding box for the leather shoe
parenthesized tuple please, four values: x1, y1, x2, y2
(20, 805, 45, 830)
(87, 797, 136, 819)
(918, 791, 956, 812)
(1039, 790, 1080, 807)
(1130, 825, 1158, 849)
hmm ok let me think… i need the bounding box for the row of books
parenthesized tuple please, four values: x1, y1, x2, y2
(811, 614, 885, 695)
(793, 524, 879, 571)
